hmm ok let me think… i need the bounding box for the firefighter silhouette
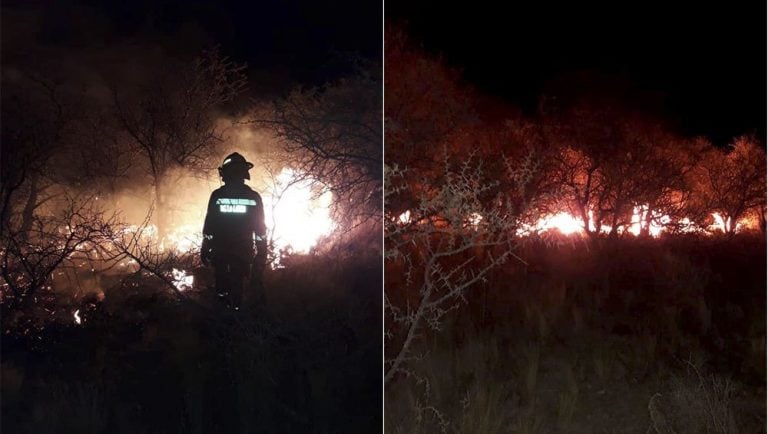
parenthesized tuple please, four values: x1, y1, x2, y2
(201, 152, 267, 309)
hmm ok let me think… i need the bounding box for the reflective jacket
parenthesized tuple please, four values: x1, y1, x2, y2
(202, 183, 266, 256)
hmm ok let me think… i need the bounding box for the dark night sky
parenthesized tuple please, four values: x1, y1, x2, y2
(3, 0, 382, 88)
(387, 1, 766, 146)
(3, 1, 764, 144)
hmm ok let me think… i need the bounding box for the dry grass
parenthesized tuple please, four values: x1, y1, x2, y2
(2, 253, 382, 433)
(385, 236, 765, 433)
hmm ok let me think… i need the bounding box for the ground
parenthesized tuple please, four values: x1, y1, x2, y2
(2, 254, 382, 434)
(385, 234, 766, 433)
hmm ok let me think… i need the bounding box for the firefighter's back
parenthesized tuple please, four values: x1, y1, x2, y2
(206, 183, 262, 253)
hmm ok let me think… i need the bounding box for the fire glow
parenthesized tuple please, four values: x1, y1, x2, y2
(171, 268, 194, 292)
(534, 212, 584, 235)
(526, 208, 751, 237)
(123, 168, 336, 260)
(396, 205, 755, 237)
(263, 168, 335, 254)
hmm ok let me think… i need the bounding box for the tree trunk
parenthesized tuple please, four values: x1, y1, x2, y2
(639, 207, 653, 238)
(153, 178, 169, 241)
(19, 175, 39, 243)
(608, 211, 620, 239)
(579, 205, 595, 239)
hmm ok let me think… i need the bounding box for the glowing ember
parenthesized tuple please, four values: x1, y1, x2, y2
(467, 212, 483, 228)
(171, 268, 194, 292)
(537, 212, 583, 235)
(397, 210, 411, 224)
(73, 309, 82, 325)
(628, 206, 671, 237)
(392, 204, 751, 239)
(628, 206, 646, 236)
(710, 212, 741, 233)
(649, 216, 671, 237)
(516, 206, 683, 237)
(263, 168, 335, 254)
(678, 217, 696, 233)
(516, 212, 592, 236)
(585, 211, 614, 234)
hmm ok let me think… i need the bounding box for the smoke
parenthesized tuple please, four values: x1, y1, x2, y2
(77, 116, 338, 257)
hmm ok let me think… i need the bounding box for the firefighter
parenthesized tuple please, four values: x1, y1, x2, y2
(201, 152, 267, 309)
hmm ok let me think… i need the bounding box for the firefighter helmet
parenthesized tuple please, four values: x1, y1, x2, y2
(218, 152, 254, 180)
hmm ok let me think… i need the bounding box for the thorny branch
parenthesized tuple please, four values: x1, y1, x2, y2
(384, 149, 539, 384)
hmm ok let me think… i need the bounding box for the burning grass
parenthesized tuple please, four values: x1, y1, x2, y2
(0, 170, 376, 432)
(397, 207, 759, 239)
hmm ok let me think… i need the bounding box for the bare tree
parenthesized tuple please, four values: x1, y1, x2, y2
(97, 208, 198, 296)
(385, 24, 478, 178)
(253, 62, 382, 229)
(690, 135, 766, 234)
(112, 47, 247, 237)
(72, 106, 139, 197)
(629, 135, 707, 236)
(547, 104, 699, 238)
(0, 70, 82, 239)
(384, 24, 483, 231)
(0, 195, 117, 324)
(550, 145, 606, 238)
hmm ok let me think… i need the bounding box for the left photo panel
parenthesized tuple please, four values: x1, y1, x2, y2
(1, 1, 382, 433)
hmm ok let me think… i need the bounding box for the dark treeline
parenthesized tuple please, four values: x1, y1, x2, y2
(386, 25, 765, 239)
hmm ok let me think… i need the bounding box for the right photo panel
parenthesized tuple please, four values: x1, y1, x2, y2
(385, 2, 766, 432)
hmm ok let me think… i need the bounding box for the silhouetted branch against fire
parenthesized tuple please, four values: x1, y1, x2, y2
(689, 134, 766, 235)
(0, 194, 120, 314)
(111, 47, 248, 238)
(249, 63, 382, 231)
(247, 154, 335, 266)
(95, 206, 195, 296)
(385, 148, 542, 383)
